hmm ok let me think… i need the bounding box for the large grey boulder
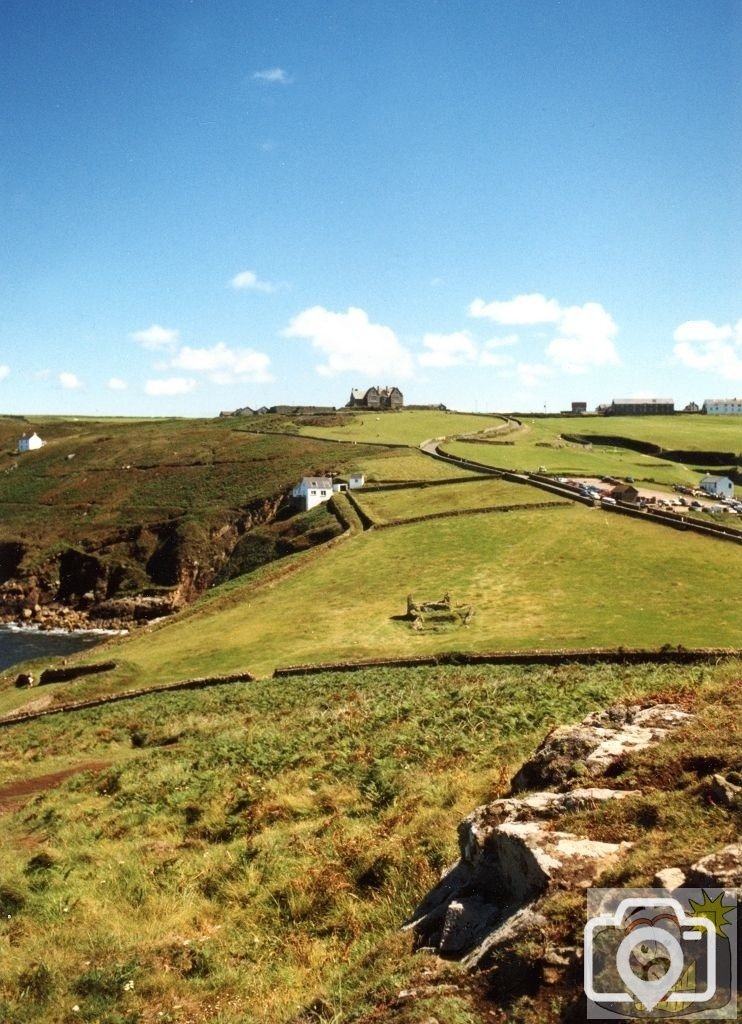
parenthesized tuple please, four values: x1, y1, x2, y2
(511, 704, 694, 791)
(406, 802, 631, 965)
(686, 844, 742, 889)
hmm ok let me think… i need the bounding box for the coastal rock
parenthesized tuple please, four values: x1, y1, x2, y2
(652, 867, 686, 890)
(708, 773, 741, 808)
(686, 844, 742, 889)
(511, 703, 694, 791)
(490, 787, 637, 822)
(406, 809, 631, 962)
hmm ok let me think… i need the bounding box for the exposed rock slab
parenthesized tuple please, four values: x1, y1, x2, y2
(511, 703, 694, 792)
(491, 787, 637, 822)
(686, 843, 742, 889)
(407, 803, 631, 963)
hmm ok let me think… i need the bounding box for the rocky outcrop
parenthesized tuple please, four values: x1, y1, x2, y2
(686, 844, 742, 889)
(0, 494, 288, 630)
(407, 701, 699, 969)
(511, 703, 694, 792)
(406, 786, 634, 967)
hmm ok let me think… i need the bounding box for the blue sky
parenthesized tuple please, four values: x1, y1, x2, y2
(1, 0, 740, 416)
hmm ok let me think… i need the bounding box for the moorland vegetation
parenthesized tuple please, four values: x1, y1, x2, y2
(0, 407, 740, 1023)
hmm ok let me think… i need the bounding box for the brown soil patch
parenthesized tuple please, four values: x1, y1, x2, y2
(0, 760, 111, 815)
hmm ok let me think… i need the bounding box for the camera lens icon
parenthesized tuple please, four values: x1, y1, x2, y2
(585, 897, 716, 1012)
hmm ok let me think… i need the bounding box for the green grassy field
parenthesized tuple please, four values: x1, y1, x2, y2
(2, 501, 738, 716)
(357, 448, 483, 483)
(294, 409, 510, 445)
(1, 658, 738, 1024)
(354, 477, 567, 524)
(442, 414, 740, 483)
(559, 413, 742, 452)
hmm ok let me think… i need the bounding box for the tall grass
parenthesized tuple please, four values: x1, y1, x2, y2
(2, 659, 735, 1023)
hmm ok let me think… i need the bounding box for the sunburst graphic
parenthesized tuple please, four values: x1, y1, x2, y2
(688, 890, 736, 937)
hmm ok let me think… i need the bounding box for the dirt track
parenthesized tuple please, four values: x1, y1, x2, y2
(0, 761, 111, 815)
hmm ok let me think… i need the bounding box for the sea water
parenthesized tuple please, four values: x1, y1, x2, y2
(0, 623, 114, 673)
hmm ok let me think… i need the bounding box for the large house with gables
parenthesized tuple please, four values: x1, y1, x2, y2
(347, 385, 403, 410)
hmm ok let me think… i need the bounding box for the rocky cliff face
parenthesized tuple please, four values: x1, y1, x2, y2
(0, 493, 287, 629)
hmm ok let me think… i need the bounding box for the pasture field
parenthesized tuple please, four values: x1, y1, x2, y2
(2, 501, 739, 716)
(0, 658, 739, 1024)
(443, 413, 740, 483)
(445, 435, 704, 486)
(560, 413, 742, 453)
(295, 408, 510, 445)
(358, 447, 483, 482)
(354, 477, 567, 524)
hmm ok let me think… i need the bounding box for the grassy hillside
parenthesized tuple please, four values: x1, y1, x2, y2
(1, 658, 738, 1024)
(443, 412, 742, 486)
(294, 409, 510, 445)
(0, 416, 402, 610)
(559, 413, 742, 452)
(2, 500, 738, 718)
(353, 477, 567, 525)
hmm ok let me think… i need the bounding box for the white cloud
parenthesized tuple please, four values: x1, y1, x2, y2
(673, 319, 734, 343)
(470, 293, 619, 374)
(546, 302, 620, 374)
(480, 351, 515, 368)
(282, 305, 415, 378)
(674, 340, 742, 380)
(229, 270, 277, 293)
(130, 324, 180, 349)
(0, 365, 9, 382)
(171, 342, 273, 383)
(469, 293, 561, 325)
(672, 317, 742, 381)
(419, 331, 478, 368)
(59, 372, 82, 390)
(252, 67, 292, 84)
(107, 377, 128, 391)
(145, 377, 197, 396)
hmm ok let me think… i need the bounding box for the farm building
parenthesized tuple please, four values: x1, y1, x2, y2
(611, 483, 640, 503)
(702, 398, 742, 415)
(347, 386, 403, 410)
(291, 476, 333, 511)
(606, 399, 675, 416)
(699, 475, 734, 499)
(17, 432, 45, 452)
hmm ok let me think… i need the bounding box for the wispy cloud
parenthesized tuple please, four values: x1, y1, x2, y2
(59, 371, 83, 390)
(419, 331, 478, 368)
(470, 293, 561, 325)
(283, 306, 415, 378)
(107, 377, 128, 391)
(229, 270, 279, 293)
(673, 316, 742, 380)
(130, 324, 180, 350)
(252, 67, 293, 85)
(171, 342, 273, 384)
(145, 377, 197, 396)
(0, 365, 9, 382)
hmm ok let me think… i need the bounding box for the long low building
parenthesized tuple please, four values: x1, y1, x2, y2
(606, 398, 675, 415)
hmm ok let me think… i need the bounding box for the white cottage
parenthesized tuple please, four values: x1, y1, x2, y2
(349, 472, 365, 490)
(702, 398, 742, 415)
(699, 474, 734, 499)
(292, 476, 333, 511)
(17, 432, 45, 452)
